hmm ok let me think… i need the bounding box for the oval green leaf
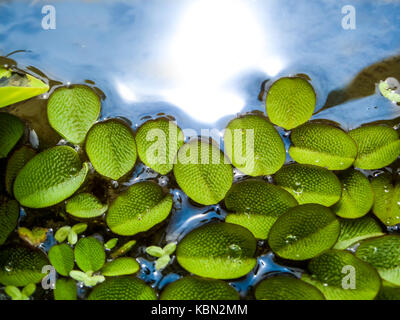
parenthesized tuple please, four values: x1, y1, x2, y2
(176, 222, 257, 279)
(160, 276, 239, 300)
(349, 125, 400, 170)
(334, 216, 384, 250)
(371, 172, 400, 226)
(66, 193, 108, 219)
(88, 276, 157, 300)
(268, 204, 340, 260)
(47, 85, 101, 144)
(85, 119, 137, 180)
(302, 250, 381, 300)
(136, 118, 184, 175)
(266, 77, 316, 130)
(5, 146, 36, 195)
(255, 275, 325, 300)
(224, 179, 298, 239)
(224, 114, 286, 176)
(106, 181, 173, 236)
(289, 123, 357, 170)
(173, 140, 233, 205)
(356, 235, 400, 286)
(74, 237, 105, 273)
(274, 164, 342, 206)
(13, 146, 89, 208)
(101, 257, 140, 276)
(332, 169, 374, 219)
(54, 278, 77, 300)
(48, 244, 75, 276)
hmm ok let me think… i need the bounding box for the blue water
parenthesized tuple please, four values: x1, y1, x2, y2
(2, 0, 400, 299)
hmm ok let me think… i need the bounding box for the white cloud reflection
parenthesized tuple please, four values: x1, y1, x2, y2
(163, 0, 284, 123)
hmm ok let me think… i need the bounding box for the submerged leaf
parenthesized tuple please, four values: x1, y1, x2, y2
(0, 199, 19, 245)
(0, 113, 24, 159)
(74, 237, 105, 272)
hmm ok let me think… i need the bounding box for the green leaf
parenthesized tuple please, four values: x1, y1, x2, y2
(289, 123, 358, 170)
(349, 125, 400, 170)
(334, 216, 384, 250)
(160, 276, 240, 300)
(379, 79, 400, 103)
(55, 226, 71, 243)
(85, 119, 137, 180)
(106, 181, 173, 236)
(13, 146, 89, 208)
(371, 173, 400, 226)
(101, 257, 140, 276)
(47, 85, 101, 144)
(5, 285, 22, 300)
(224, 114, 286, 176)
(0, 69, 49, 108)
(146, 246, 165, 258)
(173, 140, 233, 205)
(5, 146, 36, 195)
(176, 222, 257, 279)
(104, 238, 118, 250)
(88, 277, 157, 300)
(356, 235, 400, 286)
(0, 113, 24, 159)
(48, 244, 75, 276)
(136, 118, 184, 175)
(21, 283, 36, 297)
(163, 242, 177, 256)
(110, 240, 136, 259)
(0, 199, 19, 245)
(255, 276, 325, 300)
(266, 77, 316, 130)
(0, 245, 48, 286)
(302, 250, 381, 300)
(155, 255, 171, 271)
(332, 169, 374, 219)
(54, 278, 77, 300)
(68, 230, 78, 245)
(69, 270, 88, 282)
(274, 164, 342, 207)
(66, 193, 108, 219)
(71, 223, 88, 235)
(85, 274, 105, 287)
(268, 204, 340, 261)
(74, 237, 106, 272)
(225, 180, 298, 239)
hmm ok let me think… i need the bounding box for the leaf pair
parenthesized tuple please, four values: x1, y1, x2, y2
(54, 223, 87, 245)
(146, 242, 176, 270)
(5, 283, 35, 300)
